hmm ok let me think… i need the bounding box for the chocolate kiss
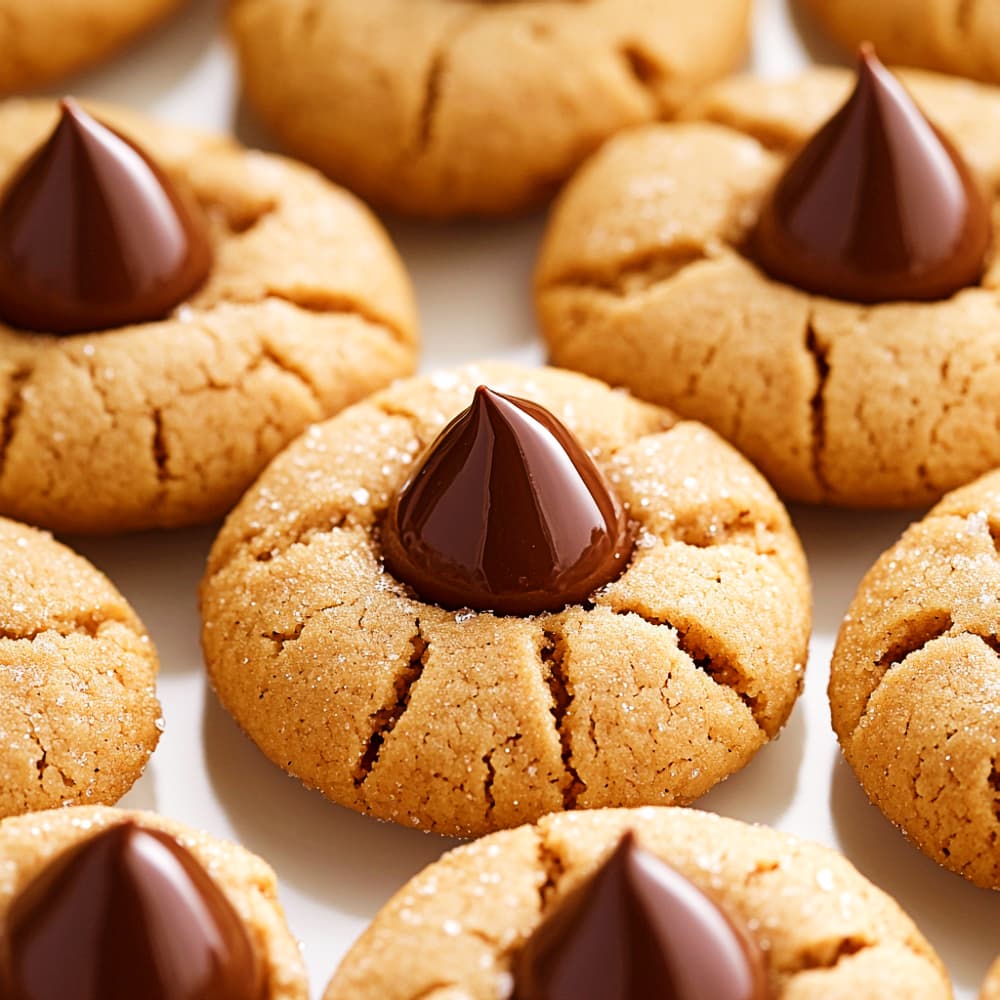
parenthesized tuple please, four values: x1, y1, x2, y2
(0, 822, 267, 1000)
(0, 98, 212, 334)
(752, 47, 991, 303)
(381, 385, 633, 616)
(513, 832, 769, 1000)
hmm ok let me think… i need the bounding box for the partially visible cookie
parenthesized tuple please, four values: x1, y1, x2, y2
(983, 958, 1000, 1000)
(830, 469, 1000, 889)
(228, 0, 751, 217)
(324, 806, 951, 999)
(0, 0, 187, 94)
(0, 517, 160, 819)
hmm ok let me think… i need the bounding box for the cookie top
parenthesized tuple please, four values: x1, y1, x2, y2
(0, 517, 160, 819)
(228, 0, 750, 218)
(830, 468, 1000, 889)
(802, 0, 1000, 85)
(984, 958, 1000, 1000)
(0, 98, 418, 533)
(0, 0, 186, 94)
(201, 363, 811, 838)
(536, 65, 1000, 508)
(324, 806, 950, 999)
(0, 806, 307, 999)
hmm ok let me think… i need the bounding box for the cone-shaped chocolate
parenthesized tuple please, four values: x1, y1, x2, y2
(752, 47, 991, 303)
(513, 832, 769, 1000)
(381, 386, 633, 615)
(0, 822, 267, 1000)
(0, 99, 212, 334)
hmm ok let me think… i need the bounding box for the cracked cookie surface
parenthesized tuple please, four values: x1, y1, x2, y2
(200, 364, 811, 837)
(536, 66, 1000, 508)
(228, 0, 750, 218)
(831, 469, 1000, 889)
(0, 518, 160, 819)
(324, 806, 951, 999)
(0, 99, 418, 534)
(0, 805, 307, 998)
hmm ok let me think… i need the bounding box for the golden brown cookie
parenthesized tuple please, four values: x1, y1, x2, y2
(0, 517, 160, 819)
(228, 0, 751, 218)
(0, 98, 417, 533)
(324, 806, 951, 999)
(536, 65, 1000, 508)
(983, 958, 1000, 1000)
(200, 363, 811, 838)
(0, 806, 307, 998)
(830, 468, 1000, 889)
(0, 0, 188, 95)
(801, 0, 1000, 85)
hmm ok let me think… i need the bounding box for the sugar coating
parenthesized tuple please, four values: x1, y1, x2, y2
(324, 807, 951, 999)
(831, 469, 1000, 889)
(536, 66, 1000, 508)
(0, 806, 307, 999)
(200, 364, 811, 837)
(0, 518, 160, 819)
(0, 99, 418, 534)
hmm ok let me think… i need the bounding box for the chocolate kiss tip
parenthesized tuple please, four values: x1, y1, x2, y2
(381, 386, 633, 616)
(1, 822, 266, 1000)
(512, 831, 770, 1000)
(751, 46, 991, 304)
(0, 99, 212, 335)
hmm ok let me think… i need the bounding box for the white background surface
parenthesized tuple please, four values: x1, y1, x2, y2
(29, 0, 999, 995)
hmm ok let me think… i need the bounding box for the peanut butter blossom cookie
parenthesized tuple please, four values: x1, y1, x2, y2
(0, 0, 187, 95)
(0, 98, 417, 533)
(228, 0, 751, 218)
(201, 364, 811, 837)
(0, 806, 307, 999)
(537, 50, 1000, 508)
(831, 469, 1000, 889)
(324, 807, 951, 999)
(0, 517, 160, 819)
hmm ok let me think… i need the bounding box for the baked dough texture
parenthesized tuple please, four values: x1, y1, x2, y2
(324, 806, 951, 1000)
(0, 806, 308, 999)
(537, 66, 1000, 508)
(983, 958, 1000, 1000)
(0, 0, 188, 95)
(228, 0, 751, 218)
(830, 469, 1000, 889)
(201, 363, 811, 838)
(801, 0, 1000, 85)
(0, 99, 418, 534)
(0, 517, 160, 819)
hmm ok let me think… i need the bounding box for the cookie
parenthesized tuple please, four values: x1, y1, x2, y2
(228, 0, 751, 218)
(0, 0, 188, 95)
(0, 516, 160, 819)
(0, 98, 417, 533)
(801, 0, 1000, 85)
(984, 959, 1000, 1000)
(830, 468, 1000, 889)
(536, 57, 1000, 508)
(0, 806, 307, 998)
(200, 363, 811, 838)
(324, 806, 951, 999)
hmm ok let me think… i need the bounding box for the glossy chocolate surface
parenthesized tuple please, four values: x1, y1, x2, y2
(752, 47, 991, 303)
(381, 385, 633, 616)
(0, 822, 267, 1000)
(513, 832, 769, 1000)
(0, 99, 212, 334)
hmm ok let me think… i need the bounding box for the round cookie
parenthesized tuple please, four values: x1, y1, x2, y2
(536, 64, 1000, 508)
(984, 959, 1000, 1000)
(830, 468, 1000, 889)
(0, 98, 417, 534)
(800, 0, 1000, 85)
(0, 0, 188, 95)
(0, 805, 307, 998)
(200, 363, 811, 838)
(324, 806, 951, 999)
(228, 0, 751, 218)
(0, 517, 160, 819)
